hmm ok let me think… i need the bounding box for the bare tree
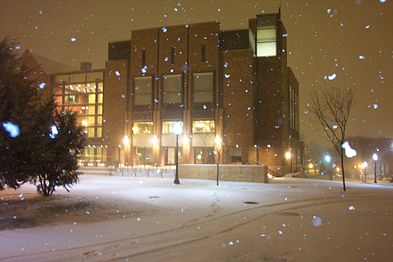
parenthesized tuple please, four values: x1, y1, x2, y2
(309, 87, 354, 191)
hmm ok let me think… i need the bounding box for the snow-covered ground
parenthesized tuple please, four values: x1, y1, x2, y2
(1, 175, 393, 262)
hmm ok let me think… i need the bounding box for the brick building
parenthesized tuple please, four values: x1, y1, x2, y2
(49, 11, 301, 175)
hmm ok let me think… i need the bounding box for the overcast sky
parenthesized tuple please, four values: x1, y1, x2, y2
(1, 0, 392, 145)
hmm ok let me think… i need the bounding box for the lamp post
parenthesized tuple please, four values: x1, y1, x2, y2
(372, 153, 378, 183)
(324, 154, 332, 180)
(361, 161, 368, 183)
(118, 144, 121, 167)
(215, 135, 222, 186)
(173, 122, 182, 185)
(285, 149, 292, 172)
(123, 135, 130, 166)
(254, 144, 259, 164)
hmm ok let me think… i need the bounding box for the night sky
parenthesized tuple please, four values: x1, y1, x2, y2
(1, 0, 392, 146)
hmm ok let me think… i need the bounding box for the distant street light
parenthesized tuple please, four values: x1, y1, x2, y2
(215, 135, 222, 186)
(361, 161, 368, 183)
(151, 135, 158, 145)
(122, 136, 130, 166)
(324, 154, 331, 163)
(173, 122, 183, 185)
(372, 153, 378, 183)
(284, 151, 291, 160)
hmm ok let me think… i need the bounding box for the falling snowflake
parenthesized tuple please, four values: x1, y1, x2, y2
(312, 216, 322, 227)
(324, 73, 336, 81)
(49, 125, 58, 139)
(2, 122, 20, 138)
(358, 55, 366, 60)
(348, 205, 356, 211)
(39, 82, 46, 89)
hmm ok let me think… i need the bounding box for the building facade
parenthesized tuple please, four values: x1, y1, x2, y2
(49, 11, 301, 175)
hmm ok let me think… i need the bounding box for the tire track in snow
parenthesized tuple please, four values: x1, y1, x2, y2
(2, 193, 389, 261)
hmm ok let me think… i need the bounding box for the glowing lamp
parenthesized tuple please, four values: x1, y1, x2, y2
(122, 135, 130, 145)
(215, 135, 222, 146)
(173, 122, 183, 135)
(151, 135, 158, 145)
(284, 151, 292, 160)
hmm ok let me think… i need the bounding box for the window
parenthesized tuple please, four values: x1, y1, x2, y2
(257, 26, 277, 57)
(162, 121, 183, 134)
(162, 74, 182, 104)
(201, 44, 206, 62)
(226, 147, 242, 163)
(135, 147, 153, 165)
(194, 147, 215, 164)
(53, 71, 104, 139)
(192, 120, 215, 134)
(193, 72, 213, 103)
(171, 47, 175, 64)
(65, 94, 77, 103)
(132, 121, 153, 135)
(134, 76, 152, 105)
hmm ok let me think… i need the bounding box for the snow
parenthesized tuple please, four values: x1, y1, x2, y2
(1, 175, 393, 261)
(2, 122, 20, 138)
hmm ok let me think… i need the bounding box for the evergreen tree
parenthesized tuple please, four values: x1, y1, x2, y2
(0, 38, 85, 195)
(0, 38, 39, 189)
(27, 101, 85, 196)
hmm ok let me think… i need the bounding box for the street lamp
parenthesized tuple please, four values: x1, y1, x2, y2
(284, 151, 292, 160)
(118, 144, 121, 167)
(361, 161, 368, 183)
(173, 122, 182, 185)
(285, 149, 292, 172)
(372, 153, 378, 183)
(215, 135, 222, 186)
(324, 154, 331, 163)
(254, 144, 259, 164)
(123, 135, 130, 166)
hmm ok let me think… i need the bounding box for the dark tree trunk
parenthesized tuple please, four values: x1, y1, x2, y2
(340, 147, 346, 191)
(216, 163, 219, 186)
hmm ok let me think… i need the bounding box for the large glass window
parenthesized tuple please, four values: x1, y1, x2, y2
(134, 76, 152, 105)
(192, 120, 215, 134)
(132, 121, 153, 135)
(257, 27, 277, 57)
(162, 121, 183, 134)
(53, 71, 104, 139)
(162, 74, 182, 104)
(193, 72, 213, 103)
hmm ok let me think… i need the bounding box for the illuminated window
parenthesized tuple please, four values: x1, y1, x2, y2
(162, 121, 183, 134)
(162, 74, 182, 104)
(134, 76, 152, 105)
(132, 121, 153, 135)
(96, 127, 102, 137)
(88, 94, 96, 104)
(256, 27, 276, 57)
(88, 106, 95, 115)
(65, 94, 77, 103)
(52, 71, 104, 139)
(192, 120, 215, 134)
(98, 93, 103, 103)
(87, 127, 95, 138)
(193, 72, 213, 103)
